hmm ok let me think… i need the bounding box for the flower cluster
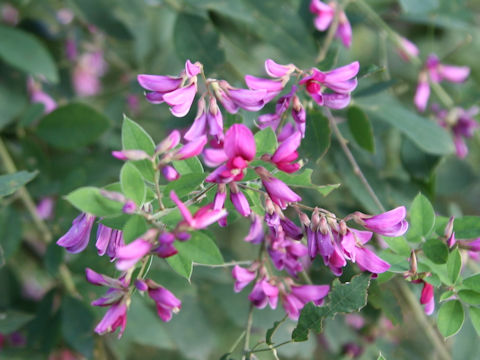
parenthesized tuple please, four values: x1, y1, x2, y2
(310, 0, 352, 48)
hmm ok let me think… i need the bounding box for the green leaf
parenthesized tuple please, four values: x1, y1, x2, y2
(447, 248, 462, 285)
(100, 214, 130, 230)
(0, 310, 35, 333)
(174, 13, 226, 70)
(0, 170, 38, 198)
(469, 307, 480, 336)
(377, 353, 387, 360)
(0, 207, 21, 262)
(453, 216, 480, 239)
(61, 296, 95, 358)
(437, 300, 464, 338)
(37, 103, 110, 150)
(407, 193, 435, 242)
(458, 290, 480, 305)
(122, 116, 155, 182)
(254, 127, 278, 156)
(317, 183, 341, 197)
(120, 162, 146, 205)
(463, 274, 480, 292)
(299, 111, 331, 163)
(0, 25, 58, 82)
(440, 290, 455, 302)
(0, 84, 26, 130)
(44, 242, 64, 276)
(399, 0, 439, 14)
(266, 316, 287, 345)
(347, 106, 375, 153)
(383, 236, 411, 257)
(292, 273, 370, 341)
(355, 94, 454, 155)
(423, 238, 449, 264)
(166, 232, 224, 280)
(65, 187, 123, 217)
(172, 156, 204, 175)
(163, 173, 206, 207)
(72, 0, 132, 39)
(122, 215, 148, 244)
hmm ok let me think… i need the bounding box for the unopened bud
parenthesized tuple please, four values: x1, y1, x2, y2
(122, 200, 137, 214)
(155, 130, 181, 154)
(112, 150, 150, 161)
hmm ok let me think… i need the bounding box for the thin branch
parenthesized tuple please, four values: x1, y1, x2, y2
(242, 303, 255, 360)
(193, 260, 253, 268)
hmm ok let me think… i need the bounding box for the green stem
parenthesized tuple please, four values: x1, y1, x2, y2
(250, 340, 293, 354)
(0, 137, 78, 296)
(242, 303, 255, 360)
(193, 260, 252, 268)
(229, 330, 246, 355)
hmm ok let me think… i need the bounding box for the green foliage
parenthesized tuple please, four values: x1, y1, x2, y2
(122, 215, 148, 243)
(407, 193, 435, 242)
(0, 84, 26, 130)
(292, 273, 371, 342)
(0, 310, 35, 333)
(347, 106, 375, 153)
(0, 170, 37, 198)
(423, 238, 449, 264)
(0, 25, 58, 82)
(446, 248, 462, 285)
(463, 274, 480, 292)
(166, 232, 224, 280)
(36, 104, 110, 150)
(120, 162, 146, 205)
(437, 300, 464, 338)
(163, 173, 206, 206)
(65, 186, 124, 217)
(0, 207, 22, 263)
(254, 127, 277, 156)
(299, 111, 331, 163)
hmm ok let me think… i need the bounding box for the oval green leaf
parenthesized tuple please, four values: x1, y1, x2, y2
(437, 300, 464, 338)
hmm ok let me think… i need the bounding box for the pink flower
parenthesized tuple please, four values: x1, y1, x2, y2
(282, 284, 330, 320)
(154, 232, 178, 258)
(161, 165, 180, 181)
(215, 80, 268, 113)
(358, 206, 408, 237)
(73, 51, 107, 97)
(111, 149, 150, 161)
(57, 213, 96, 253)
(414, 72, 430, 112)
(420, 281, 435, 315)
(229, 183, 251, 217)
(265, 59, 296, 78)
(146, 280, 181, 322)
(36, 197, 55, 220)
(255, 167, 301, 209)
(310, 1, 352, 48)
(397, 37, 419, 62)
(244, 75, 285, 102)
(27, 78, 57, 114)
(170, 190, 227, 230)
(156, 130, 181, 154)
(245, 214, 264, 244)
(269, 131, 302, 173)
(248, 278, 279, 309)
(138, 60, 200, 117)
(94, 302, 128, 338)
(173, 136, 208, 160)
(115, 239, 153, 271)
(232, 265, 257, 292)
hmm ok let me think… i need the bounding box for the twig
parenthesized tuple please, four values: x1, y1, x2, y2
(193, 260, 252, 268)
(323, 108, 385, 212)
(242, 303, 255, 360)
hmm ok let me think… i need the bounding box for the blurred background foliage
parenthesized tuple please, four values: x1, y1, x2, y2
(0, 0, 479, 359)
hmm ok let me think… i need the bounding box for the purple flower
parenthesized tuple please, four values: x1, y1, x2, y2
(414, 72, 430, 112)
(397, 37, 419, 62)
(229, 184, 251, 217)
(282, 284, 330, 320)
(115, 239, 153, 271)
(248, 278, 279, 309)
(270, 131, 302, 173)
(215, 80, 268, 113)
(94, 302, 128, 338)
(111, 149, 150, 161)
(73, 51, 107, 97)
(57, 213, 96, 253)
(358, 206, 408, 237)
(36, 197, 54, 220)
(156, 130, 181, 154)
(232, 265, 256, 292)
(146, 280, 181, 322)
(245, 214, 264, 244)
(161, 165, 180, 181)
(244, 75, 284, 102)
(174, 136, 208, 160)
(264, 59, 296, 78)
(255, 167, 301, 209)
(27, 78, 57, 114)
(310, 0, 352, 48)
(96, 224, 125, 260)
(154, 232, 178, 258)
(122, 200, 137, 214)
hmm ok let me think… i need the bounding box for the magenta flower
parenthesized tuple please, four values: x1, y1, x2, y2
(244, 75, 285, 103)
(173, 136, 208, 160)
(36, 197, 55, 220)
(156, 130, 181, 154)
(267, 227, 308, 276)
(122, 200, 136, 214)
(265, 59, 296, 78)
(415, 54, 470, 112)
(138, 60, 201, 117)
(94, 302, 128, 337)
(56, 213, 96, 253)
(154, 232, 178, 258)
(420, 281, 435, 315)
(357, 206, 408, 237)
(310, 0, 352, 48)
(161, 165, 180, 181)
(397, 37, 419, 62)
(229, 183, 251, 217)
(73, 51, 107, 97)
(269, 131, 302, 173)
(146, 280, 182, 322)
(170, 190, 227, 230)
(96, 224, 125, 260)
(215, 80, 268, 113)
(282, 284, 330, 320)
(244, 214, 264, 244)
(112, 149, 151, 161)
(115, 239, 153, 271)
(248, 278, 279, 309)
(27, 78, 57, 114)
(232, 265, 257, 292)
(255, 166, 301, 209)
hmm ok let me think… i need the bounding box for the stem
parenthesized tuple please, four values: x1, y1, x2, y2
(229, 330, 246, 355)
(154, 171, 166, 211)
(242, 303, 255, 360)
(193, 260, 252, 268)
(315, 2, 342, 63)
(324, 109, 385, 212)
(396, 279, 451, 360)
(250, 340, 293, 354)
(0, 137, 78, 296)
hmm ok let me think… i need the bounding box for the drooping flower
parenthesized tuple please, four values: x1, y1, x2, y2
(115, 239, 153, 271)
(244, 214, 264, 244)
(96, 224, 125, 260)
(397, 37, 419, 62)
(255, 166, 301, 209)
(310, 0, 352, 48)
(248, 278, 279, 309)
(57, 213, 96, 253)
(154, 232, 178, 258)
(146, 279, 182, 322)
(27, 78, 57, 114)
(94, 302, 128, 338)
(281, 284, 330, 320)
(214, 80, 268, 113)
(267, 130, 302, 173)
(36, 197, 55, 220)
(73, 51, 107, 97)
